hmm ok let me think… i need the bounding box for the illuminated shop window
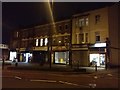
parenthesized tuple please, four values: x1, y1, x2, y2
(90, 54, 105, 67)
(45, 38, 48, 46)
(55, 51, 69, 64)
(9, 52, 17, 61)
(36, 39, 39, 46)
(40, 38, 43, 46)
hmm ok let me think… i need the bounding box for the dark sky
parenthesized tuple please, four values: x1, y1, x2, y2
(2, 2, 114, 44)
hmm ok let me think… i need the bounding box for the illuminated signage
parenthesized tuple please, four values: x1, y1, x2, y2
(91, 43, 106, 47)
(0, 44, 8, 49)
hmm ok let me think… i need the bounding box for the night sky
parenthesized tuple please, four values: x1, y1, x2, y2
(2, 2, 114, 44)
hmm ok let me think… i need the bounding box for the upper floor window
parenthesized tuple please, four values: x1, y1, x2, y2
(59, 25, 62, 31)
(85, 33, 88, 43)
(40, 38, 43, 46)
(85, 18, 89, 26)
(75, 19, 78, 28)
(95, 32, 100, 42)
(95, 15, 101, 24)
(36, 39, 39, 46)
(16, 32, 19, 37)
(45, 38, 48, 46)
(79, 18, 84, 27)
(78, 17, 89, 27)
(79, 33, 84, 43)
(65, 24, 68, 29)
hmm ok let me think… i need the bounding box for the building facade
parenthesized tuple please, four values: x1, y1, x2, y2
(10, 19, 72, 66)
(10, 3, 119, 68)
(71, 7, 109, 67)
(0, 44, 9, 61)
(71, 3, 119, 67)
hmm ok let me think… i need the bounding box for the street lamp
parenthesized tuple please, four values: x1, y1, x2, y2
(47, 0, 55, 68)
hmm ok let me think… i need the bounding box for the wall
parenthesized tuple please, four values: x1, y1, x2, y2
(108, 3, 119, 66)
(89, 7, 109, 43)
(72, 50, 89, 67)
(72, 7, 109, 44)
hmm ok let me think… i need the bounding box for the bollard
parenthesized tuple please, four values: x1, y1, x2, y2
(95, 64, 97, 72)
(15, 62, 18, 67)
(2, 62, 4, 69)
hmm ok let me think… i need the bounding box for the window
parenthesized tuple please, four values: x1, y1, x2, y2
(52, 38, 56, 45)
(36, 39, 39, 46)
(40, 38, 43, 46)
(16, 32, 19, 37)
(96, 36, 100, 42)
(95, 32, 100, 42)
(64, 36, 69, 43)
(79, 34, 84, 43)
(79, 17, 88, 27)
(85, 18, 89, 26)
(59, 25, 62, 30)
(95, 15, 100, 24)
(45, 38, 48, 46)
(79, 18, 84, 27)
(75, 20, 78, 28)
(85, 33, 88, 43)
(65, 24, 68, 29)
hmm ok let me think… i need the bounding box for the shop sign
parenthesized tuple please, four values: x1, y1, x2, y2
(34, 47, 47, 51)
(52, 46, 66, 51)
(20, 48, 25, 51)
(72, 44, 88, 48)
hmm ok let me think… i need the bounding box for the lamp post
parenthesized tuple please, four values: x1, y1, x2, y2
(105, 37, 110, 70)
(48, 1, 54, 69)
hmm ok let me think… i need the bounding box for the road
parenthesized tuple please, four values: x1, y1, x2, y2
(1, 65, 120, 89)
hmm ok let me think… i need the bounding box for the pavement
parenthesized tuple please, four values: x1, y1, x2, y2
(4, 62, 119, 76)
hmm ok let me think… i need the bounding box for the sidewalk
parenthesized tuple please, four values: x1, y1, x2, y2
(6, 62, 119, 75)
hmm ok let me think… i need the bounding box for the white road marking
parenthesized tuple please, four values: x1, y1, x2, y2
(59, 81, 79, 86)
(14, 76, 22, 80)
(58, 80, 90, 88)
(49, 74, 65, 77)
(94, 76, 98, 79)
(30, 79, 57, 83)
(107, 74, 113, 76)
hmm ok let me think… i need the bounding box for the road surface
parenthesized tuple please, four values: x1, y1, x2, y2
(1, 65, 120, 89)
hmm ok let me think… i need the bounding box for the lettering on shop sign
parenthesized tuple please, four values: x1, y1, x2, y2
(52, 46, 66, 51)
(72, 45, 88, 48)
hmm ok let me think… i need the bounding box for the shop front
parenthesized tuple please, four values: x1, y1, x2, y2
(9, 51, 17, 61)
(71, 44, 89, 67)
(54, 51, 69, 65)
(89, 53, 105, 67)
(89, 43, 106, 68)
(32, 51, 48, 64)
(52, 46, 70, 65)
(19, 52, 32, 63)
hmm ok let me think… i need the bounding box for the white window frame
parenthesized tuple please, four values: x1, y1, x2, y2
(40, 38, 43, 46)
(36, 39, 39, 46)
(45, 38, 48, 46)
